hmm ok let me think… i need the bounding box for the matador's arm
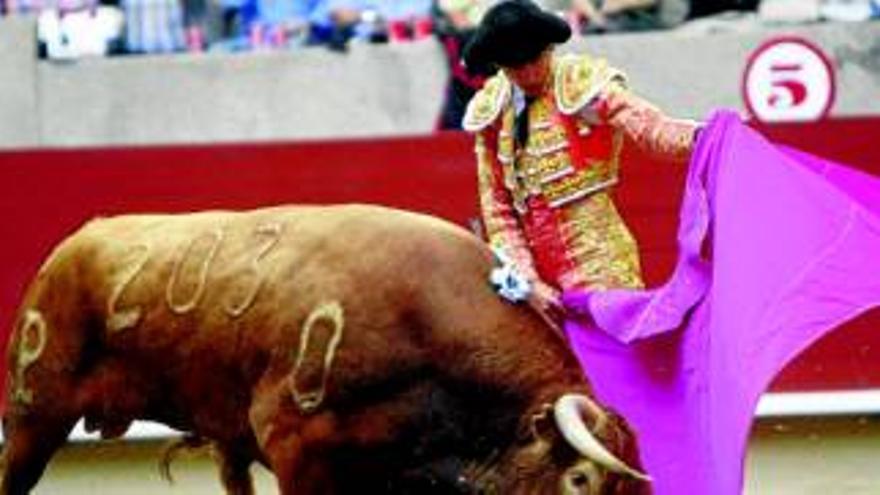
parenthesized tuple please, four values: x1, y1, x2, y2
(590, 80, 700, 164)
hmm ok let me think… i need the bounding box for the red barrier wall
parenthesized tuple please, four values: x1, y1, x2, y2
(1, 117, 878, 397)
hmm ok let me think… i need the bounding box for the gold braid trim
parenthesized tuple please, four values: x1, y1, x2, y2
(554, 54, 626, 116)
(462, 73, 512, 132)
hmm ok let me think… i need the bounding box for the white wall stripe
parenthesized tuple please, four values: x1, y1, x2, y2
(755, 389, 880, 418)
(2, 390, 878, 444)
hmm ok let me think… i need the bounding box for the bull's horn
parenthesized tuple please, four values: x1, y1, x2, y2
(553, 394, 651, 482)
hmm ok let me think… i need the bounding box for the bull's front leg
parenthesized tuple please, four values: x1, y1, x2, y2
(1, 408, 78, 495)
(214, 442, 256, 495)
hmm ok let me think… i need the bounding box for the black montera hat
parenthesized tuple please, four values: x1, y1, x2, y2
(463, 0, 571, 73)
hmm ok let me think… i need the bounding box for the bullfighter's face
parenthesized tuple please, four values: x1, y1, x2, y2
(501, 48, 554, 98)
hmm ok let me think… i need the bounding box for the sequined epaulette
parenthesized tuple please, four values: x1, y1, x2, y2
(554, 54, 626, 115)
(462, 73, 512, 133)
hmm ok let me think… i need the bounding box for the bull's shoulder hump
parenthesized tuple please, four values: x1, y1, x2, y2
(313, 204, 487, 253)
(340, 205, 476, 238)
(66, 204, 482, 250)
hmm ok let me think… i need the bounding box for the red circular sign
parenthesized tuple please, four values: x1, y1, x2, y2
(742, 36, 836, 123)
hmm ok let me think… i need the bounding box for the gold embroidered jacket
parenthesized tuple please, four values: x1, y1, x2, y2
(464, 53, 698, 291)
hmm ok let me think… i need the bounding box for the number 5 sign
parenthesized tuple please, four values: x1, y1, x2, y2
(742, 37, 836, 123)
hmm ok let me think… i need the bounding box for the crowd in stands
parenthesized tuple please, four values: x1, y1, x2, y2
(7, 0, 443, 57)
(1, 0, 877, 127)
(2, 0, 877, 60)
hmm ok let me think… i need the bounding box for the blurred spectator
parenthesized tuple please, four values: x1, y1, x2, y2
(688, 0, 757, 18)
(37, 4, 124, 59)
(212, 0, 256, 49)
(245, 0, 316, 49)
(122, 0, 186, 53)
(436, 0, 492, 28)
(308, 0, 375, 50)
(182, 0, 208, 50)
(433, 0, 493, 129)
(758, 0, 820, 23)
(5, 0, 95, 14)
(217, 0, 246, 38)
(820, 0, 880, 21)
(18, 0, 125, 59)
(384, 0, 434, 42)
(561, 0, 690, 33)
(308, 0, 434, 50)
(313, 0, 360, 48)
(554, 0, 606, 31)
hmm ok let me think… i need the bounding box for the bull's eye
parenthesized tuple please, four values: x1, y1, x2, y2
(561, 464, 600, 495)
(570, 472, 589, 487)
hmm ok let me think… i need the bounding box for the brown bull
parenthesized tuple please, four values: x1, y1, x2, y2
(1, 204, 649, 494)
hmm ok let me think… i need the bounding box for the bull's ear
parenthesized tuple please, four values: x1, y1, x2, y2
(527, 403, 557, 442)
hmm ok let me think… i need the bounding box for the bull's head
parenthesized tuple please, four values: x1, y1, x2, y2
(552, 394, 649, 494)
(464, 393, 650, 495)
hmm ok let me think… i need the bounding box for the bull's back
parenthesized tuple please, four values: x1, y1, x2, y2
(30, 204, 490, 373)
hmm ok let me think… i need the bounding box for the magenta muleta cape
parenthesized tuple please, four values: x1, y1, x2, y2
(561, 110, 880, 495)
